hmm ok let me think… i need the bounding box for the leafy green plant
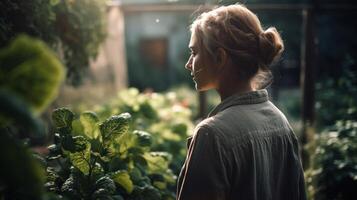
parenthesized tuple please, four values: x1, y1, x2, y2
(89, 88, 194, 177)
(305, 120, 357, 200)
(45, 107, 176, 200)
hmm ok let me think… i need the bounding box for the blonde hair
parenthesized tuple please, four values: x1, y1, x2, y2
(190, 4, 284, 89)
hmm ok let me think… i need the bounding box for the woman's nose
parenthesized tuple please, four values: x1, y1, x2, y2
(185, 56, 192, 70)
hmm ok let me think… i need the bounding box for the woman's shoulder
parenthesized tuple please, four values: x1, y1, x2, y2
(193, 116, 234, 143)
(196, 102, 295, 143)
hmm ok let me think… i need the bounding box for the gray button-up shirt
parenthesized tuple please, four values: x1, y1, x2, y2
(177, 89, 307, 200)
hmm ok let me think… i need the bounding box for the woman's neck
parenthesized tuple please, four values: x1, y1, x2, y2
(216, 77, 254, 101)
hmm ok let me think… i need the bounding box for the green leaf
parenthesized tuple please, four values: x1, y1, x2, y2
(61, 176, 80, 199)
(111, 170, 134, 194)
(143, 152, 172, 174)
(171, 122, 188, 136)
(150, 174, 167, 189)
(92, 162, 105, 180)
(66, 136, 91, 175)
(80, 111, 99, 139)
(131, 185, 161, 200)
(133, 130, 152, 147)
(47, 144, 61, 157)
(62, 135, 87, 153)
(52, 108, 75, 130)
(118, 130, 152, 154)
(99, 113, 131, 144)
(94, 176, 116, 196)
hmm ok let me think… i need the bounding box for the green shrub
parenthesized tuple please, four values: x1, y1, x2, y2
(89, 88, 194, 177)
(45, 108, 176, 200)
(306, 120, 357, 200)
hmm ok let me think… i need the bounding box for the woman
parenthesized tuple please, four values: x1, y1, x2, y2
(177, 4, 306, 200)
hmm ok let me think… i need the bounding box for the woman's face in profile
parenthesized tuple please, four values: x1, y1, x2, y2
(185, 31, 218, 91)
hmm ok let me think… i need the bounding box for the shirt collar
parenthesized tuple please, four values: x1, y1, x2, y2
(208, 89, 269, 117)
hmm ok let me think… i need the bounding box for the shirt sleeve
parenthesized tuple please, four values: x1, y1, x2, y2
(177, 126, 231, 200)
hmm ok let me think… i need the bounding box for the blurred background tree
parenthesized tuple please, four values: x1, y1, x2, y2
(0, 0, 107, 86)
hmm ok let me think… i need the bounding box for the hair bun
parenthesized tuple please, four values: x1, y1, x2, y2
(258, 27, 284, 66)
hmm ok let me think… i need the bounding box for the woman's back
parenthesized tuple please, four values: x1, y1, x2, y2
(177, 90, 306, 200)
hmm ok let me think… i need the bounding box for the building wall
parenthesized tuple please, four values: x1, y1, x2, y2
(124, 11, 193, 91)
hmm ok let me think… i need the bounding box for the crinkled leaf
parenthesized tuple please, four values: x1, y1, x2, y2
(150, 174, 166, 189)
(129, 167, 143, 183)
(61, 176, 80, 199)
(132, 155, 148, 168)
(118, 130, 152, 154)
(54, 133, 61, 144)
(108, 156, 127, 172)
(111, 170, 134, 194)
(92, 162, 105, 180)
(80, 111, 99, 139)
(52, 108, 74, 130)
(100, 113, 131, 144)
(94, 176, 116, 195)
(62, 135, 87, 153)
(133, 130, 152, 147)
(47, 144, 61, 159)
(46, 167, 58, 182)
(44, 181, 58, 193)
(66, 137, 91, 175)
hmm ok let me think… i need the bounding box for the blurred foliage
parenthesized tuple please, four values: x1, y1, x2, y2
(315, 65, 357, 130)
(305, 120, 357, 200)
(0, 0, 106, 86)
(0, 35, 65, 199)
(0, 35, 65, 115)
(45, 107, 176, 200)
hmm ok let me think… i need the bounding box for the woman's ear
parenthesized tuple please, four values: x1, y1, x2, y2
(216, 48, 228, 71)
